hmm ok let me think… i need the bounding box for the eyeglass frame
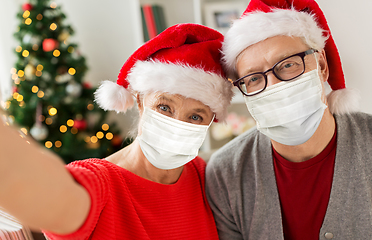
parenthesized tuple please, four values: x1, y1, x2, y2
(233, 48, 318, 96)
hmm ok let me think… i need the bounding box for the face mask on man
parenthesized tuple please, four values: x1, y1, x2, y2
(137, 107, 213, 170)
(244, 63, 327, 146)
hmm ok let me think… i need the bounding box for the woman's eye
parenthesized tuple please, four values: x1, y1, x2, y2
(159, 105, 169, 112)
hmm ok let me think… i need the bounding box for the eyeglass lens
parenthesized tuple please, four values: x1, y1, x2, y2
(238, 55, 305, 95)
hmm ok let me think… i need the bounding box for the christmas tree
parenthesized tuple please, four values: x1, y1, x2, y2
(4, 0, 128, 164)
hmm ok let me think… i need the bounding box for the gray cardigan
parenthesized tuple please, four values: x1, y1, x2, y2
(206, 112, 372, 240)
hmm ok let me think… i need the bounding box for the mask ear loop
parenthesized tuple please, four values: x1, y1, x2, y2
(208, 114, 215, 128)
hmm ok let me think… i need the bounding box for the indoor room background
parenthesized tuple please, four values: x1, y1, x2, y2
(1, 0, 371, 143)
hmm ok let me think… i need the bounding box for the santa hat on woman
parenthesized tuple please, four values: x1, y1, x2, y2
(222, 0, 359, 115)
(95, 23, 233, 121)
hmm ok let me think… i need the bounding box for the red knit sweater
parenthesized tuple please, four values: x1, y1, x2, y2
(44, 157, 218, 240)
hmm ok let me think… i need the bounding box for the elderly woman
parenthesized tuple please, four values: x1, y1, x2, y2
(0, 23, 233, 239)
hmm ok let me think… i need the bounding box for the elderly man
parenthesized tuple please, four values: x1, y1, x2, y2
(205, 0, 372, 239)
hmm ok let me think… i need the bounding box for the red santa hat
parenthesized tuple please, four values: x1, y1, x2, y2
(95, 23, 233, 121)
(222, 0, 359, 115)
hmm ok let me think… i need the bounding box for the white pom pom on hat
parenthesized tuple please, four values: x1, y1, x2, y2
(94, 23, 234, 121)
(222, 0, 359, 115)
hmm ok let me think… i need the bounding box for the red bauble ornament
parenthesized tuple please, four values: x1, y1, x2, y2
(111, 135, 123, 147)
(83, 82, 92, 89)
(22, 3, 33, 11)
(12, 86, 18, 93)
(73, 119, 87, 130)
(42, 38, 59, 52)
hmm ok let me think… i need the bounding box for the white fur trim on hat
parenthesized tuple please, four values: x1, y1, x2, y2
(94, 80, 134, 113)
(327, 88, 360, 115)
(222, 9, 328, 79)
(127, 60, 234, 121)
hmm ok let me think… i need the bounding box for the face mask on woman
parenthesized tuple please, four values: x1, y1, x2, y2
(137, 107, 213, 170)
(244, 63, 327, 146)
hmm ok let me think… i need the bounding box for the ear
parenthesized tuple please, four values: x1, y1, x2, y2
(136, 94, 144, 115)
(317, 49, 329, 83)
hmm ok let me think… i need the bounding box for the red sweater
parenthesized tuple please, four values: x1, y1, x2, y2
(273, 131, 337, 240)
(44, 157, 218, 240)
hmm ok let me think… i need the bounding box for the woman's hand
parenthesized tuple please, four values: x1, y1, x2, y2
(0, 111, 90, 234)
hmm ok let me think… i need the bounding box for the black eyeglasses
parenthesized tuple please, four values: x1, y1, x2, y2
(233, 49, 318, 96)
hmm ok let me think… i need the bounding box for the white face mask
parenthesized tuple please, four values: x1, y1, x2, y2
(137, 107, 213, 170)
(244, 67, 327, 146)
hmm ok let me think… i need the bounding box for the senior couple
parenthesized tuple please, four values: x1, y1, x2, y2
(1, 0, 372, 239)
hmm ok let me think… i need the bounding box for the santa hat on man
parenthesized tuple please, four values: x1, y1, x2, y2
(95, 23, 233, 121)
(222, 0, 359, 115)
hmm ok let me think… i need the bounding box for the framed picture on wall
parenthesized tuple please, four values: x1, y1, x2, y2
(203, 1, 246, 34)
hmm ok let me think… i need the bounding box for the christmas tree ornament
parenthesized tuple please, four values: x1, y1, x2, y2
(24, 64, 36, 78)
(111, 135, 123, 147)
(55, 73, 73, 84)
(23, 34, 40, 45)
(23, 34, 32, 44)
(42, 38, 59, 52)
(22, 3, 33, 11)
(73, 119, 87, 130)
(66, 81, 82, 97)
(83, 82, 92, 89)
(30, 123, 48, 141)
(41, 71, 51, 81)
(58, 31, 70, 42)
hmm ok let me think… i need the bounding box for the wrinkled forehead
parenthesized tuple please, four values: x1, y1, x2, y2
(236, 36, 310, 71)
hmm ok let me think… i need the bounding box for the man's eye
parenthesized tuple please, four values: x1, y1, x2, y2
(191, 115, 202, 121)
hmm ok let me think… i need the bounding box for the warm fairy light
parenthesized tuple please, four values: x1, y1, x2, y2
(16, 94, 23, 102)
(13, 92, 19, 99)
(68, 68, 76, 75)
(20, 128, 28, 135)
(87, 104, 94, 111)
(106, 132, 114, 140)
(45, 118, 53, 125)
(18, 70, 25, 77)
(16, 46, 22, 52)
(45, 141, 53, 148)
(35, 71, 42, 77)
(49, 107, 57, 116)
(14, 78, 21, 85)
(32, 44, 39, 51)
(23, 10, 30, 18)
(55, 141, 62, 148)
(50, 23, 57, 31)
(36, 14, 43, 20)
(5, 101, 10, 109)
(37, 90, 45, 98)
(10, 68, 16, 74)
(67, 46, 74, 53)
(67, 119, 74, 127)
(39, 115, 45, 122)
(96, 131, 104, 139)
(50, 2, 57, 8)
(22, 50, 29, 57)
(84, 136, 91, 143)
(25, 18, 32, 25)
(60, 125, 67, 133)
(19, 101, 25, 107)
(53, 49, 60, 57)
(12, 74, 18, 80)
(102, 123, 109, 131)
(71, 128, 78, 134)
(32, 86, 39, 93)
(91, 136, 98, 143)
(36, 65, 43, 71)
